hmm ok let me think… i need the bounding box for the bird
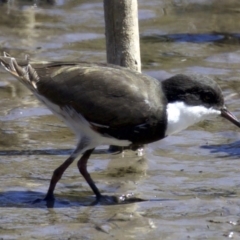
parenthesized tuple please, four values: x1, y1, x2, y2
(0, 52, 240, 203)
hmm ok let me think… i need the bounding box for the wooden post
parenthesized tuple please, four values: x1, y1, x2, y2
(104, 0, 141, 73)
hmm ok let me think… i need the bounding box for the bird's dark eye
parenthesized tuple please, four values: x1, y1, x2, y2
(202, 92, 214, 102)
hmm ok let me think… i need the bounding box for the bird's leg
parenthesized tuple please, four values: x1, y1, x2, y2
(44, 142, 85, 201)
(44, 155, 76, 201)
(77, 148, 102, 200)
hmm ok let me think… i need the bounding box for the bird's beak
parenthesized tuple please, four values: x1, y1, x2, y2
(221, 107, 240, 128)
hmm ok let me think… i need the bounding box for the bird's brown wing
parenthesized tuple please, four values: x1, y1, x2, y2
(34, 62, 166, 129)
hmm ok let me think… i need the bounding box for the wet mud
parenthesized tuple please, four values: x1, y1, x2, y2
(0, 0, 240, 239)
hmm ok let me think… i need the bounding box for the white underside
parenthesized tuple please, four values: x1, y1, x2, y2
(35, 93, 131, 153)
(165, 101, 221, 136)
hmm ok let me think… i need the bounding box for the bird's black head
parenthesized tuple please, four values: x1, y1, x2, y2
(161, 74, 224, 110)
(162, 74, 240, 128)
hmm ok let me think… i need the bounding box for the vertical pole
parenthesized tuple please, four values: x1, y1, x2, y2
(104, 0, 141, 73)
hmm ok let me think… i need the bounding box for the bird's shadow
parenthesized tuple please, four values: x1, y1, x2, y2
(0, 190, 166, 209)
(0, 190, 110, 209)
(201, 140, 240, 158)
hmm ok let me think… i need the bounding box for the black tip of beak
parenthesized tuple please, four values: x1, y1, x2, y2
(221, 108, 240, 128)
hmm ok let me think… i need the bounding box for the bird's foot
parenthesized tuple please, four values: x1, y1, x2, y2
(31, 193, 55, 208)
(90, 194, 116, 205)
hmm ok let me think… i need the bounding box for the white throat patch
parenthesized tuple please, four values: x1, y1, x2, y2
(165, 101, 221, 136)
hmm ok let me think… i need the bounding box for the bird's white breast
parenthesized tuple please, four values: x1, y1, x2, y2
(165, 101, 221, 136)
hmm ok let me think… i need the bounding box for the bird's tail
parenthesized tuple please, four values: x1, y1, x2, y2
(0, 52, 39, 91)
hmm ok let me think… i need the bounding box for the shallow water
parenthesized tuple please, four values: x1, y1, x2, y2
(1, 0, 240, 239)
